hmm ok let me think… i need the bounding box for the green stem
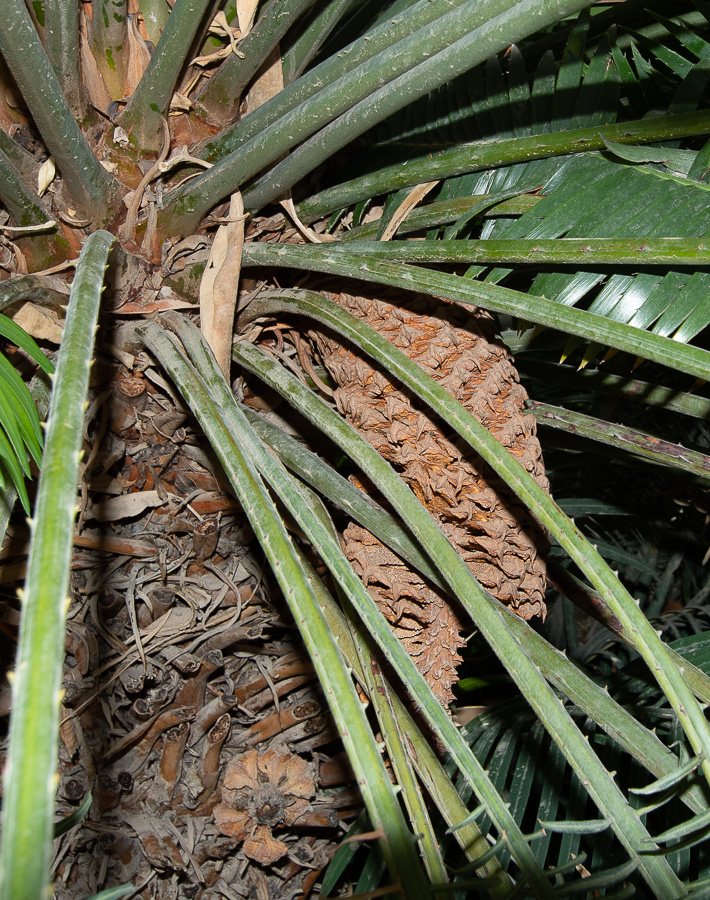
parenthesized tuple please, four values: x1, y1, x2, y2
(89, 0, 128, 101)
(0, 149, 49, 228)
(240, 403, 444, 588)
(329, 237, 710, 266)
(0, 0, 120, 223)
(347, 610, 450, 892)
(388, 700, 511, 897)
(518, 360, 710, 420)
(552, 565, 710, 708)
(0, 275, 68, 312)
(138, 0, 170, 44)
(0, 129, 38, 186)
(0, 147, 68, 269)
(163, 314, 558, 897)
(228, 306, 682, 897)
(312, 568, 511, 895)
(0, 231, 113, 900)
(297, 110, 710, 221)
(342, 193, 541, 239)
(45, 0, 84, 117)
(363, 284, 710, 766)
(280, 0, 351, 84)
(499, 603, 710, 816)
(196, 0, 470, 162)
(159, 0, 549, 234)
(138, 320, 429, 899)
(117, 0, 214, 149)
(529, 400, 710, 481)
(244, 0, 698, 213)
(238, 376, 710, 818)
(195, 0, 315, 125)
(240, 242, 710, 384)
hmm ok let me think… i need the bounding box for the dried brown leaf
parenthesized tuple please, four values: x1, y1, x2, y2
(79, 12, 112, 113)
(124, 14, 152, 97)
(199, 191, 246, 377)
(280, 197, 338, 243)
(244, 45, 283, 115)
(86, 489, 168, 522)
(380, 181, 439, 241)
(11, 302, 63, 343)
(37, 156, 55, 197)
(236, 0, 259, 37)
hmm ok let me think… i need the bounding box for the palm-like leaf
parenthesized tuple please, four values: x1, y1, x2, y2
(455, 630, 710, 886)
(2, 2, 710, 898)
(0, 314, 51, 514)
(478, 152, 710, 349)
(318, 7, 710, 362)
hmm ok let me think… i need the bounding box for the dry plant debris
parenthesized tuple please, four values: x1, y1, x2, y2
(313, 289, 549, 706)
(214, 746, 337, 867)
(0, 316, 357, 898)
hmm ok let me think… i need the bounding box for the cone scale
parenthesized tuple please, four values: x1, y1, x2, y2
(313, 290, 549, 705)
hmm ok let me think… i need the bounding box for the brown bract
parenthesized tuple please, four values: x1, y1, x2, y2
(313, 290, 550, 706)
(214, 747, 315, 866)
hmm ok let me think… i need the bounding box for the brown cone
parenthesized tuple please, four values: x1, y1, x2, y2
(312, 290, 549, 706)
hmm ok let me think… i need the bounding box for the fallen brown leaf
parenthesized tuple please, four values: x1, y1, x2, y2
(199, 191, 246, 377)
(11, 302, 63, 343)
(85, 489, 169, 522)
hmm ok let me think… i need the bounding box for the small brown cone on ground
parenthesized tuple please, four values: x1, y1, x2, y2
(312, 290, 549, 707)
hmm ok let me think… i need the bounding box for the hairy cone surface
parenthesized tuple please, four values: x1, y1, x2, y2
(312, 291, 549, 706)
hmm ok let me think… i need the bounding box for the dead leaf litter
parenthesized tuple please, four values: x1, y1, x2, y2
(0, 327, 358, 899)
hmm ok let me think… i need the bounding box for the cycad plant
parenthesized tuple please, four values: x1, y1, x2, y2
(0, 309, 51, 517)
(2, 0, 710, 897)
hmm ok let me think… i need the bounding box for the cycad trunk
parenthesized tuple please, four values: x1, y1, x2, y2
(313, 290, 549, 705)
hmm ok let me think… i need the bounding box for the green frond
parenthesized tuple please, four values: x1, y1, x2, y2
(4, 2, 710, 897)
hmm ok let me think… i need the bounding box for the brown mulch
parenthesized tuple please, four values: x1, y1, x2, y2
(0, 311, 361, 899)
